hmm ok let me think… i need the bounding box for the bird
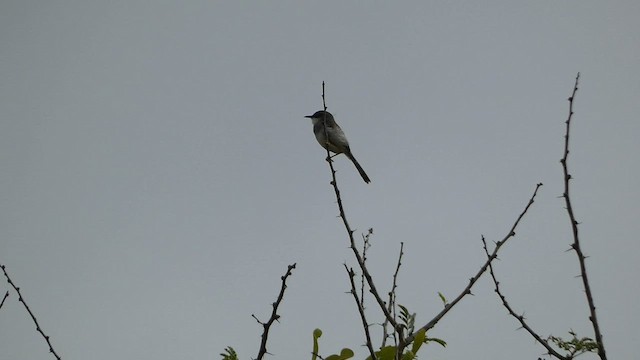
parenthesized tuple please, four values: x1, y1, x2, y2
(304, 110, 371, 183)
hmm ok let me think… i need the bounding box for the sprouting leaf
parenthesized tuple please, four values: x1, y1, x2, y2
(312, 329, 322, 360)
(398, 305, 409, 323)
(398, 304, 416, 332)
(220, 347, 238, 360)
(548, 330, 597, 357)
(438, 292, 448, 306)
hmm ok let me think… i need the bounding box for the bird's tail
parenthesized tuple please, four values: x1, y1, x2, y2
(346, 152, 371, 184)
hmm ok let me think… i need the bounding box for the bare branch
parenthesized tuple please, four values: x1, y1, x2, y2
(403, 183, 543, 348)
(482, 237, 568, 360)
(254, 263, 297, 360)
(1, 264, 62, 360)
(344, 264, 377, 360)
(0, 290, 8, 310)
(389, 243, 404, 316)
(560, 72, 607, 360)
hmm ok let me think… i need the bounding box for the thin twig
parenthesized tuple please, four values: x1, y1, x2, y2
(560, 72, 607, 360)
(482, 237, 567, 360)
(402, 183, 543, 349)
(1, 264, 62, 360)
(381, 243, 404, 348)
(381, 289, 392, 348)
(360, 229, 373, 310)
(253, 263, 297, 360)
(383, 242, 404, 348)
(344, 264, 377, 360)
(390, 242, 404, 318)
(0, 290, 9, 310)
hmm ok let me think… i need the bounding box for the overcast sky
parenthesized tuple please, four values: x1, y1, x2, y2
(1, 1, 639, 359)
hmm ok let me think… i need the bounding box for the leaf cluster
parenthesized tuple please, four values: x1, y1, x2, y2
(548, 330, 598, 359)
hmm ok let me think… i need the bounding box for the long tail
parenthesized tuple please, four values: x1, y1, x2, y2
(346, 152, 371, 184)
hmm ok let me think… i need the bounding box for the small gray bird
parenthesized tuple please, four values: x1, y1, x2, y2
(305, 110, 371, 183)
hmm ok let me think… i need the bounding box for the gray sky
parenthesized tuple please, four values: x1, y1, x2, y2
(1, 1, 639, 359)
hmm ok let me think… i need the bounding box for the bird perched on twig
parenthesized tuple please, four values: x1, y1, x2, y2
(304, 110, 371, 184)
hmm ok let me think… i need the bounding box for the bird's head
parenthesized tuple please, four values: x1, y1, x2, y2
(304, 110, 333, 121)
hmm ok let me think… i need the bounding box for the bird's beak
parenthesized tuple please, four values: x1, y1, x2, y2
(304, 115, 313, 119)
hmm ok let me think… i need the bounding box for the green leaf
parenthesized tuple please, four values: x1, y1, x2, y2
(401, 350, 416, 360)
(339, 348, 354, 359)
(412, 328, 426, 354)
(398, 304, 416, 332)
(220, 347, 238, 360)
(426, 337, 447, 347)
(376, 346, 397, 360)
(325, 348, 354, 360)
(398, 305, 409, 324)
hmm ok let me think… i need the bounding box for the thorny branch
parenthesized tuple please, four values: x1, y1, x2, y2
(560, 73, 607, 360)
(1, 264, 62, 360)
(402, 183, 544, 350)
(253, 263, 297, 360)
(344, 264, 377, 360)
(360, 230, 373, 310)
(482, 238, 568, 360)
